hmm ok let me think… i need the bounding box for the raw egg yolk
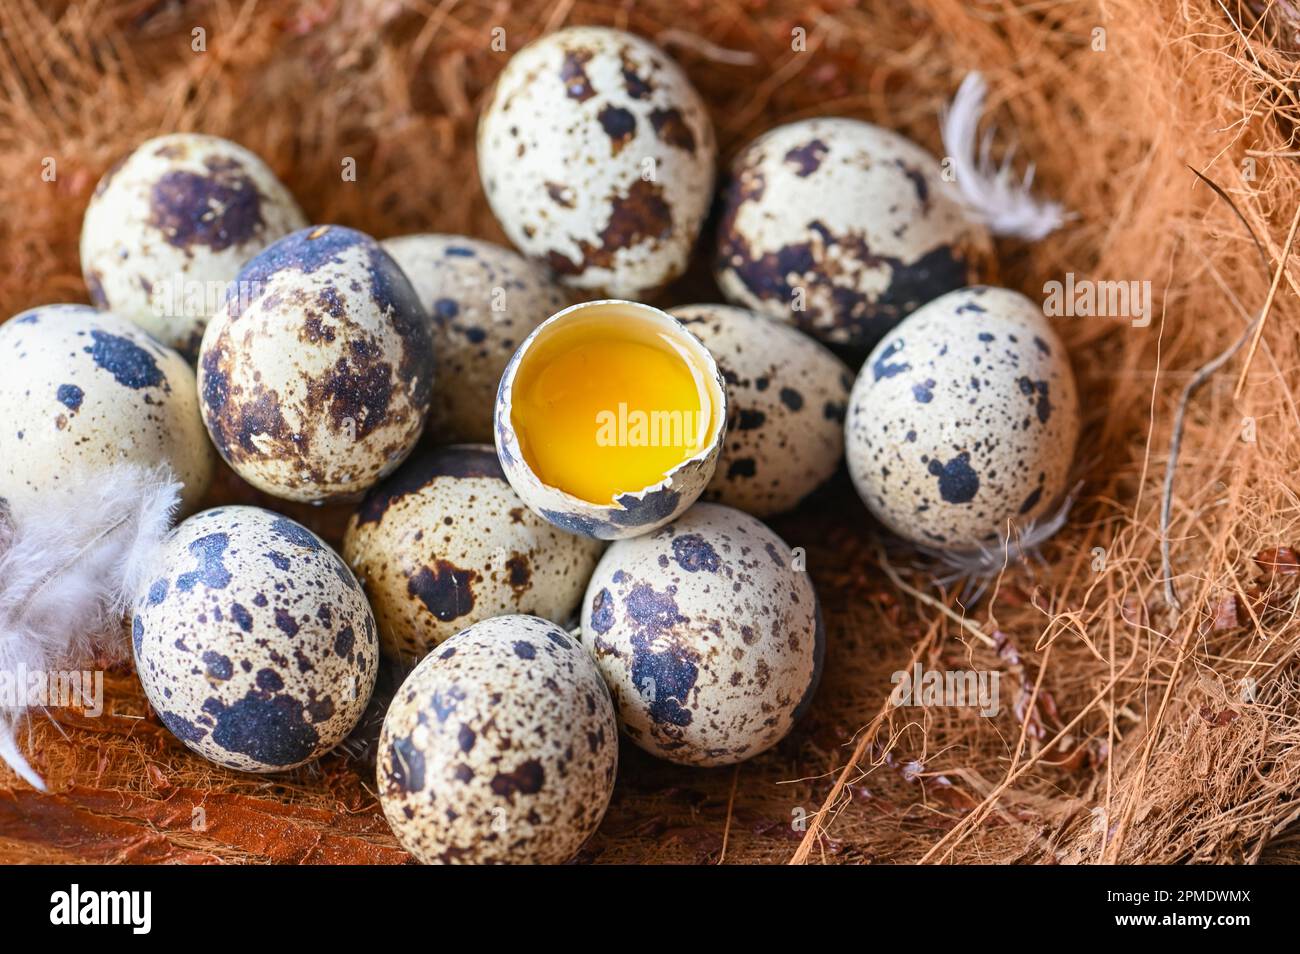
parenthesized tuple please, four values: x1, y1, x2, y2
(511, 313, 714, 505)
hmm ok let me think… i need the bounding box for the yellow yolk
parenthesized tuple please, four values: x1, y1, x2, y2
(511, 315, 714, 505)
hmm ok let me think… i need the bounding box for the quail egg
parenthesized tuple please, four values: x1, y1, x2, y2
(495, 299, 727, 540)
(671, 303, 851, 517)
(131, 505, 379, 772)
(0, 304, 213, 515)
(715, 117, 993, 351)
(845, 286, 1080, 550)
(81, 133, 308, 359)
(580, 502, 822, 766)
(197, 225, 435, 504)
(343, 444, 603, 662)
(478, 26, 716, 298)
(381, 234, 570, 443)
(378, 614, 618, 864)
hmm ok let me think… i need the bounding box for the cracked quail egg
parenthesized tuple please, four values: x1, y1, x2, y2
(132, 505, 379, 773)
(715, 117, 993, 351)
(580, 502, 822, 766)
(378, 614, 618, 864)
(81, 133, 308, 359)
(671, 303, 852, 517)
(381, 234, 570, 443)
(342, 444, 602, 662)
(0, 304, 213, 515)
(478, 26, 717, 298)
(197, 225, 435, 504)
(845, 286, 1080, 551)
(495, 299, 727, 540)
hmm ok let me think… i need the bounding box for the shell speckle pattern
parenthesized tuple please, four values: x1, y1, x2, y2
(382, 235, 570, 443)
(580, 502, 822, 766)
(197, 225, 435, 503)
(80, 133, 308, 359)
(715, 117, 993, 351)
(494, 300, 728, 541)
(478, 26, 717, 297)
(343, 444, 602, 662)
(0, 304, 214, 514)
(671, 303, 851, 517)
(132, 506, 379, 773)
(378, 614, 618, 864)
(845, 286, 1080, 550)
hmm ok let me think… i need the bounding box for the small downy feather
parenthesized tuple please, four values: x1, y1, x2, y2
(0, 465, 181, 790)
(940, 72, 1069, 241)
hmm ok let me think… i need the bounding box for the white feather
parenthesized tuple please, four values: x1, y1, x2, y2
(0, 465, 181, 790)
(940, 72, 1069, 241)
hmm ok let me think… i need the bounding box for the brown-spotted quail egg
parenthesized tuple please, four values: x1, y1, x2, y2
(131, 506, 379, 772)
(343, 444, 602, 662)
(671, 303, 852, 517)
(846, 286, 1080, 550)
(715, 117, 994, 351)
(478, 26, 717, 298)
(378, 614, 618, 864)
(0, 304, 214, 515)
(580, 502, 822, 766)
(381, 235, 570, 443)
(81, 133, 308, 359)
(197, 225, 435, 504)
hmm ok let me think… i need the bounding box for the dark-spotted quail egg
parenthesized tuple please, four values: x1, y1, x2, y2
(478, 26, 716, 298)
(846, 286, 1080, 550)
(0, 304, 214, 514)
(495, 299, 727, 540)
(342, 444, 602, 662)
(715, 117, 993, 351)
(580, 502, 822, 766)
(378, 614, 617, 864)
(132, 505, 379, 772)
(381, 234, 570, 443)
(197, 225, 435, 503)
(671, 303, 851, 517)
(81, 133, 308, 359)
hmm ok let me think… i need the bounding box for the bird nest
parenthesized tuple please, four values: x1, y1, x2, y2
(2, 0, 1300, 865)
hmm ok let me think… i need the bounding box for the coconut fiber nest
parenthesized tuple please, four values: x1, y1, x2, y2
(2, 0, 1300, 866)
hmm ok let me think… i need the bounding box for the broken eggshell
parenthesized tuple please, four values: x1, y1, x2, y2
(477, 25, 716, 298)
(0, 304, 214, 515)
(80, 133, 308, 359)
(845, 285, 1080, 551)
(342, 444, 602, 662)
(197, 225, 435, 504)
(131, 505, 379, 773)
(494, 299, 728, 541)
(715, 117, 993, 352)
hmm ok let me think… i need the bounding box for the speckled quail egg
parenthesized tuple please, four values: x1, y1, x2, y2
(197, 225, 435, 504)
(381, 234, 570, 443)
(0, 304, 213, 515)
(670, 303, 851, 517)
(81, 133, 308, 359)
(715, 117, 993, 351)
(478, 26, 716, 298)
(343, 444, 602, 662)
(580, 502, 822, 766)
(495, 299, 727, 540)
(378, 614, 617, 864)
(846, 286, 1080, 550)
(131, 505, 379, 772)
